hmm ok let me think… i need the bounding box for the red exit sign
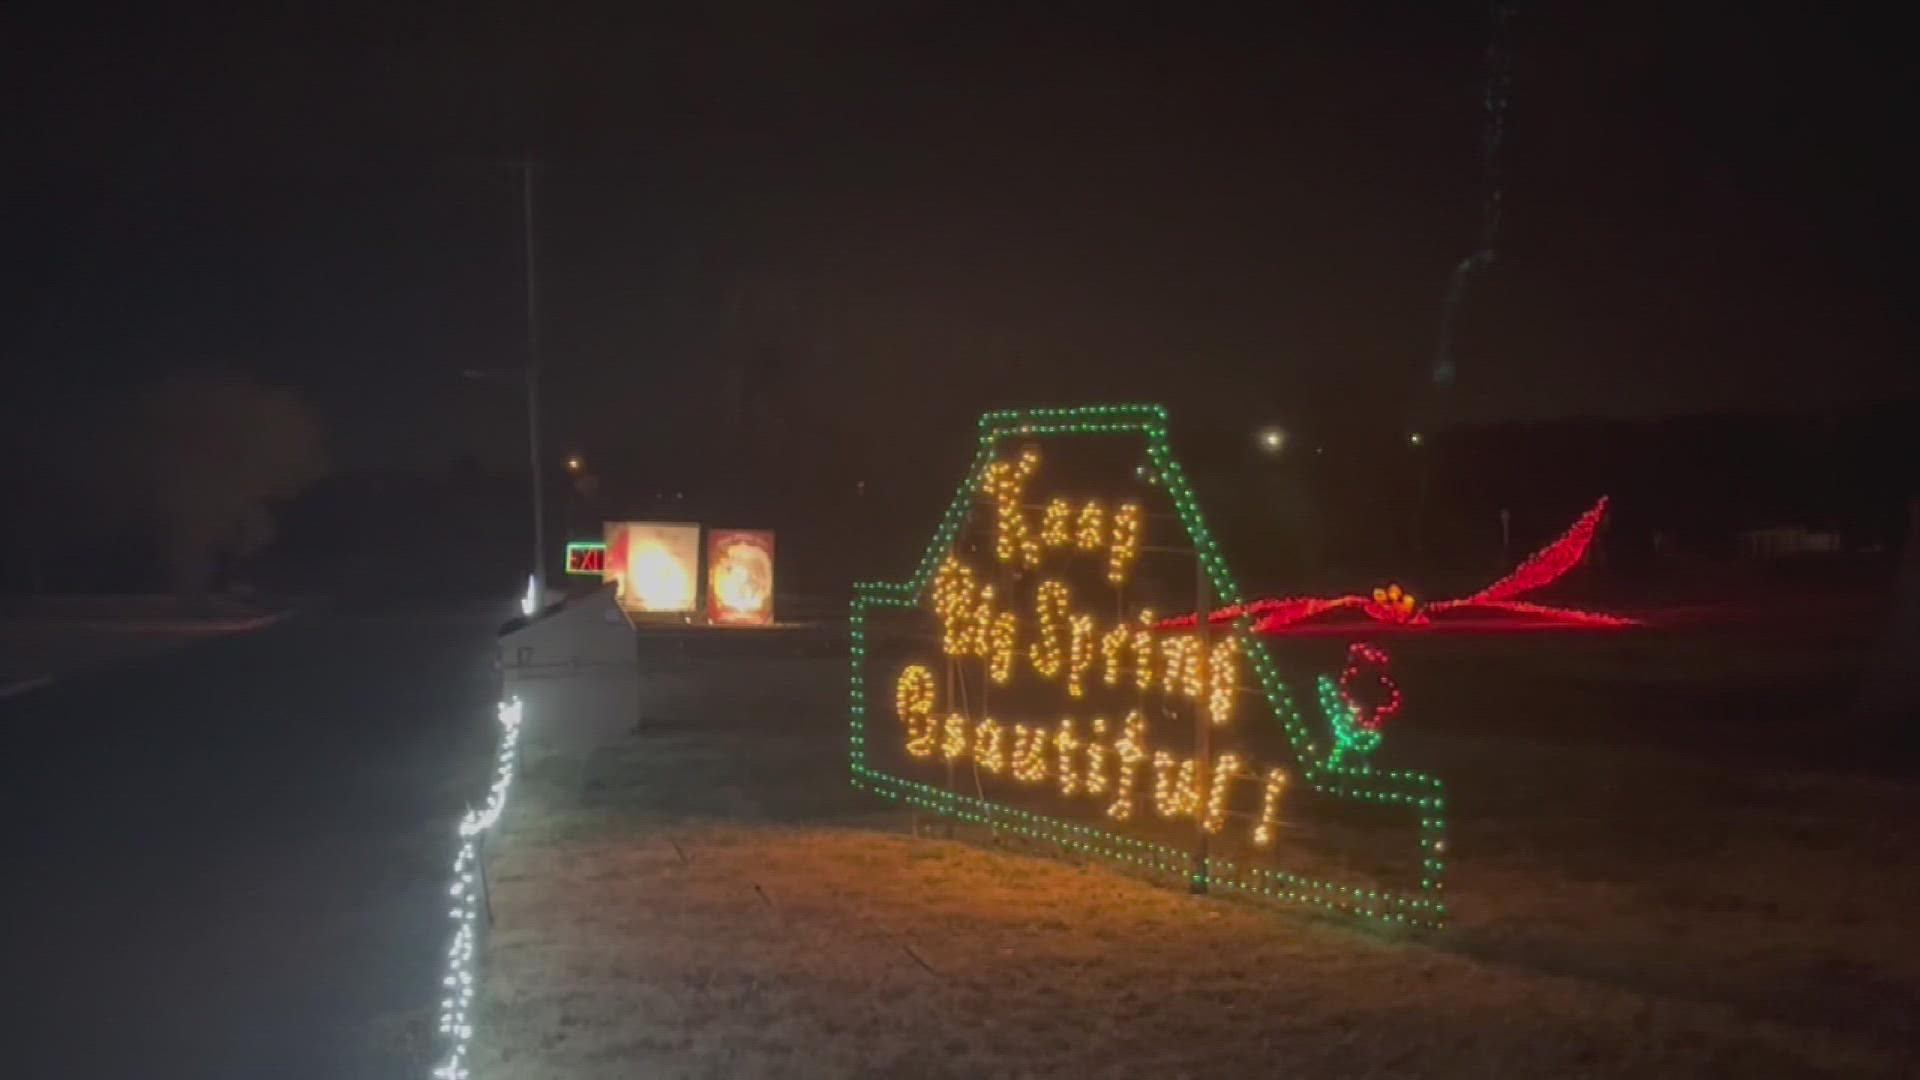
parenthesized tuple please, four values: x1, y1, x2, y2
(565, 541, 606, 575)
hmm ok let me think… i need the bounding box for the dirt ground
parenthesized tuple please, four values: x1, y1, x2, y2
(472, 628, 1919, 1078)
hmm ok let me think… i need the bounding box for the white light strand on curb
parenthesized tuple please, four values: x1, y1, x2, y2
(432, 697, 524, 1080)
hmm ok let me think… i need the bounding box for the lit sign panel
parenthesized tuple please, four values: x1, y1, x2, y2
(707, 530, 775, 625)
(604, 522, 700, 614)
(564, 540, 606, 576)
(847, 406, 1450, 928)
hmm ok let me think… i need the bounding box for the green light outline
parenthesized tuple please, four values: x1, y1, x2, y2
(848, 404, 1448, 928)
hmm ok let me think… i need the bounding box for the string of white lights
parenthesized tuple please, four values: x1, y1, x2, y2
(431, 697, 524, 1080)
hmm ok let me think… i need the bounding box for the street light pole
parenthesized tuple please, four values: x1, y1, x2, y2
(520, 161, 547, 611)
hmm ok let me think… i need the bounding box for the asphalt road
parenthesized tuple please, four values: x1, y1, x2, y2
(0, 605, 505, 1079)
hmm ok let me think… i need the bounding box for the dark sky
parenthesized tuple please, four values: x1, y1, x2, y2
(4, 2, 1912, 477)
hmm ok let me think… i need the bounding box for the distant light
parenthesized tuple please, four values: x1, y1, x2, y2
(607, 523, 701, 613)
(564, 454, 584, 473)
(707, 531, 776, 625)
(1408, 432, 1425, 448)
(628, 544, 693, 610)
(1255, 425, 1287, 456)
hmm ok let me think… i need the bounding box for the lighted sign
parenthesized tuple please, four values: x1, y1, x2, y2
(605, 521, 700, 614)
(707, 529, 775, 625)
(848, 405, 1450, 928)
(564, 540, 606, 576)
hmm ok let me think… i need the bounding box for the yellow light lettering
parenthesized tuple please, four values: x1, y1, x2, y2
(1030, 579, 1070, 678)
(931, 557, 977, 657)
(1040, 497, 1074, 548)
(980, 448, 1041, 568)
(970, 584, 998, 656)
(1207, 636, 1239, 726)
(1101, 623, 1130, 688)
(1055, 717, 1082, 796)
(974, 718, 1006, 773)
(895, 665, 938, 759)
(1108, 501, 1142, 584)
(988, 611, 1019, 685)
(1075, 500, 1106, 551)
(1107, 710, 1147, 820)
(1253, 769, 1289, 846)
(1160, 636, 1196, 697)
(942, 712, 969, 762)
(1011, 724, 1051, 783)
(1066, 613, 1095, 697)
(1202, 753, 1242, 834)
(1152, 751, 1200, 818)
(1132, 610, 1156, 690)
(1085, 715, 1111, 795)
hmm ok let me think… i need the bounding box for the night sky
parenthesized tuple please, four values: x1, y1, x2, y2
(5, 2, 1912, 479)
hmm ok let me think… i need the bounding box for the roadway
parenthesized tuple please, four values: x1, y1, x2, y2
(0, 604, 504, 1078)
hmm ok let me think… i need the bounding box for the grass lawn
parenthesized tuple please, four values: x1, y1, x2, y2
(471, 619, 1917, 1077)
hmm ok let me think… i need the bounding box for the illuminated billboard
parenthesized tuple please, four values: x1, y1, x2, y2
(707, 530, 775, 625)
(604, 522, 700, 614)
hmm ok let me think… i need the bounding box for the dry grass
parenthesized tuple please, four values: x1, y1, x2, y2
(474, 817, 1907, 1078)
(469, 635, 1918, 1078)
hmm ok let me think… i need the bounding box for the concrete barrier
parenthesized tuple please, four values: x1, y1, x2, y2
(498, 586, 639, 768)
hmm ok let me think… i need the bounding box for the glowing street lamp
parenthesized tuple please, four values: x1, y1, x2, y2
(565, 453, 584, 473)
(1255, 425, 1287, 456)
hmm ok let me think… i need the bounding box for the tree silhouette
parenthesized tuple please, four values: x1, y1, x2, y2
(116, 373, 328, 597)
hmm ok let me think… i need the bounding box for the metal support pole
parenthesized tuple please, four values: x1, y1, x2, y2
(1191, 558, 1210, 894)
(944, 657, 957, 839)
(521, 161, 548, 610)
(978, 654, 994, 840)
